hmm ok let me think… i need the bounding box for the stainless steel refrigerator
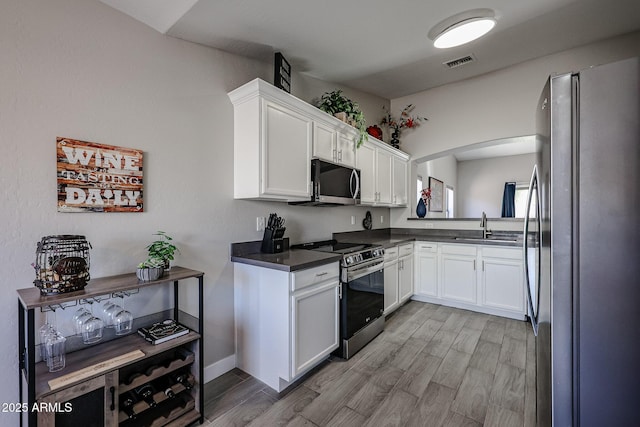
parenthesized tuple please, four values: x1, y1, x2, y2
(524, 56, 640, 426)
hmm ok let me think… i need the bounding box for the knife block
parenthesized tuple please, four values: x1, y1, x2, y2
(261, 228, 287, 253)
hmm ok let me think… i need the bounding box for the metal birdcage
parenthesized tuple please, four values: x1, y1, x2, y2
(33, 235, 91, 295)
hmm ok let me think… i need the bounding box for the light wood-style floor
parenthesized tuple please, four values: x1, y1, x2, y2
(202, 301, 536, 427)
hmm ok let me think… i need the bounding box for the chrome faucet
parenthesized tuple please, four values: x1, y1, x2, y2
(480, 211, 492, 239)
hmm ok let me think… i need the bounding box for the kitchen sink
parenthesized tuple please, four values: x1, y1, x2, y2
(453, 237, 519, 243)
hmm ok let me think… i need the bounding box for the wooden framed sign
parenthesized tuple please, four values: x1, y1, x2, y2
(274, 52, 291, 93)
(56, 137, 144, 212)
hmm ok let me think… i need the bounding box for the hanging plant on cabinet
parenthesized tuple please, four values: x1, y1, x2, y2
(380, 104, 428, 149)
(315, 90, 367, 147)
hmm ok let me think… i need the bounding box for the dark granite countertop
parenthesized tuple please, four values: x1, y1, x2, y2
(334, 229, 523, 248)
(230, 240, 341, 272)
(231, 229, 523, 272)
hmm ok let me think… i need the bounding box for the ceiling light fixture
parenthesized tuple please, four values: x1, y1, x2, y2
(429, 8, 496, 49)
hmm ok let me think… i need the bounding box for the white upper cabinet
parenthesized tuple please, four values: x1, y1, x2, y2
(312, 120, 338, 164)
(313, 118, 357, 168)
(229, 79, 408, 204)
(229, 79, 313, 201)
(357, 137, 409, 207)
(336, 130, 356, 167)
(263, 100, 313, 199)
(356, 141, 377, 204)
(376, 148, 393, 205)
(392, 155, 408, 206)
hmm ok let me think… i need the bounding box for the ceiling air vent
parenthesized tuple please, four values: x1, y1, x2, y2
(443, 54, 476, 69)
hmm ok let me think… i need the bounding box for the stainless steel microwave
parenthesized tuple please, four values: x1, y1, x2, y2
(290, 159, 360, 206)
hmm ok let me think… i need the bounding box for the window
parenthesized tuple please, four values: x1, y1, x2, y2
(445, 186, 454, 218)
(514, 183, 535, 218)
(417, 175, 423, 204)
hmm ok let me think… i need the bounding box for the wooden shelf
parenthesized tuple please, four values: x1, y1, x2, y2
(118, 376, 195, 423)
(120, 392, 195, 427)
(33, 331, 200, 399)
(119, 351, 195, 394)
(17, 266, 204, 310)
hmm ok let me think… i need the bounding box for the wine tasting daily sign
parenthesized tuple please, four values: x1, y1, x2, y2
(57, 137, 144, 212)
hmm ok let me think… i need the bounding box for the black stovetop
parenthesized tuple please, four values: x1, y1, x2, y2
(290, 239, 379, 255)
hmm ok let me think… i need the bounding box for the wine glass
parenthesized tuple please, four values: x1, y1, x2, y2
(39, 311, 56, 364)
(82, 302, 104, 344)
(45, 330, 66, 372)
(101, 300, 116, 328)
(105, 302, 122, 328)
(72, 307, 92, 335)
(114, 294, 133, 336)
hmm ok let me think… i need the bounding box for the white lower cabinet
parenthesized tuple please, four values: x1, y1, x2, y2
(235, 262, 339, 392)
(415, 242, 438, 297)
(384, 243, 414, 315)
(383, 246, 399, 314)
(291, 280, 339, 378)
(412, 241, 526, 320)
(441, 245, 478, 304)
(481, 247, 525, 314)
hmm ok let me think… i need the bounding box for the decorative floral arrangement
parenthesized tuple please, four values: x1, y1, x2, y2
(421, 188, 432, 202)
(380, 104, 428, 148)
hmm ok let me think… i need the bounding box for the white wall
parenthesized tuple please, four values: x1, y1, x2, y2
(0, 0, 389, 416)
(390, 30, 640, 230)
(457, 154, 536, 218)
(416, 155, 457, 219)
(393, 31, 640, 160)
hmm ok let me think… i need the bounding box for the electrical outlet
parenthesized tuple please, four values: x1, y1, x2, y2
(425, 222, 434, 228)
(380, 215, 384, 223)
(351, 215, 356, 225)
(256, 216, 265, 231)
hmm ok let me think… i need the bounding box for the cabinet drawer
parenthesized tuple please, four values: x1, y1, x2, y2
(415, 242, 437, 253)
(384, 246, 399, 263)
(398, 243, 413, 258)
(441, 244, 477, 256)
(482, 246, 523, 260)
(291, 263, 339, 292)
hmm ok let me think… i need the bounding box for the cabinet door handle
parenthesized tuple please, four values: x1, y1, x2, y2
(338, 150, 342, 162)
(316, 272, 328, 277)
(333, 149, 337, 161)
(482, 261, 485, 271)
(338, 284, 343, 300)
(473, 260, 476, 270)
(109, 386, 115, 411)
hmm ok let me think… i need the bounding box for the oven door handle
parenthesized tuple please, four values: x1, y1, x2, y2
(345, 260, 383, 282)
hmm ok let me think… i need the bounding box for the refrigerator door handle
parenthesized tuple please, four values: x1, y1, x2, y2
(523, 164, 540, 335)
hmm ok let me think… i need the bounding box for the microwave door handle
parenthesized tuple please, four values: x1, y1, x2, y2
(350, 169, 360, 199)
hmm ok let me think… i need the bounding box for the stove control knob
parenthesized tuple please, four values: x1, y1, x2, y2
(356, 254, 363, 263)
(345, 256, 353, 265)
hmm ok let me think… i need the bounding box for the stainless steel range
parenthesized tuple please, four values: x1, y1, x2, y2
(291, 240, 385, 358)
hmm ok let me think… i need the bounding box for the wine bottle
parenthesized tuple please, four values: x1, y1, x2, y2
(154, 376, 176, 399)
(120, 392, 137, 419)
(172, 372, 194, 390)
(133, 383, 157, 407)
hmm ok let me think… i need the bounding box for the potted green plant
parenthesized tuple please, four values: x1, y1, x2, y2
(146, 231, 178, 270)
(136, 257, 165, 281)
(316, 90, 368, 147)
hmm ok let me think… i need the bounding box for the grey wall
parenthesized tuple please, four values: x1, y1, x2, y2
(0, 0, 389, 416)
(457, 154, 536, 218)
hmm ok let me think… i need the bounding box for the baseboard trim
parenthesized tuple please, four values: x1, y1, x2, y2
(204, 354, 236, 383)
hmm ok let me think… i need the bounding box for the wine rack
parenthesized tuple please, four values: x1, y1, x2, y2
(17, 266, 205, 427)
(118, 346, 196, 426)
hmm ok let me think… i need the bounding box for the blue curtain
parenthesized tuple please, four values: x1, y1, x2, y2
(501, 182, 516, 217)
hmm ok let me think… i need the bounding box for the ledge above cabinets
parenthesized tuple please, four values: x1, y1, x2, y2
(228, 78, 410, 206)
